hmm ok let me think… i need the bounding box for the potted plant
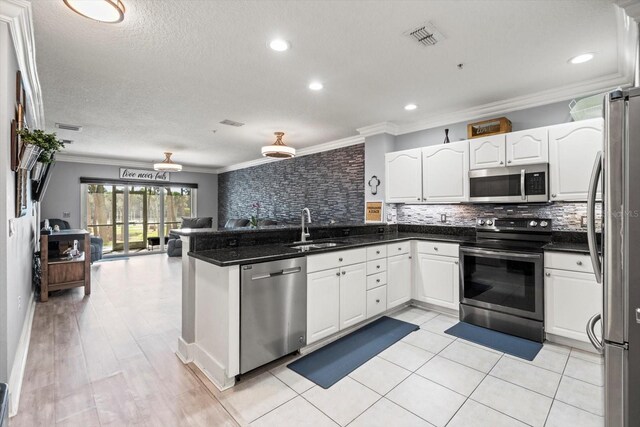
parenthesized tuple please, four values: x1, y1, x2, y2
(249, 202, 261, 228)
(17, 128, 65, 178)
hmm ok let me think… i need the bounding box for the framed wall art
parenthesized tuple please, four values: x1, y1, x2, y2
(15, 169, 28, 217)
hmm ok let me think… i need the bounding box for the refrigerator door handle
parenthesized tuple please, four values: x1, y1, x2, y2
(587, 151, 603, 284)
(586, 313, 604, 354)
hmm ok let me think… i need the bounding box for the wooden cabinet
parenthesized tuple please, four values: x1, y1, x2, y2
(422, 140, 470, 202)
(544, 266, 602, 343)
(387, 253, 412, 309)
(339, 263, 367, 329)
(470, 135, 506, 170)
(549, 118, 603, 201)
(40, 230, 91, 302)
(307, 268, 341, 344)
(415, 243, 460, 311)
(506, 127, 549, 166)
(385, 148, 423, 203)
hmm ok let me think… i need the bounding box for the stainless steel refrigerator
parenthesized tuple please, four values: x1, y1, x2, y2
(586, 89, 640, 426)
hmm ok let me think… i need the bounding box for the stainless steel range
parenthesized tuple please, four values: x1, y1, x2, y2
(459, 217, 552, 342)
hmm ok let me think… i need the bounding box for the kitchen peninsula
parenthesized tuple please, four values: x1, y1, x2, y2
(174, 222, 593, 390)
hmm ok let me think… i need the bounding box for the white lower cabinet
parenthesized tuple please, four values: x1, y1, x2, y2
(339, 263, 367, 329)
(307, 268, 341, 344)
(544, 266, 602, 343)
(415, 253, 459, 310)
(387, 253, 412, 309)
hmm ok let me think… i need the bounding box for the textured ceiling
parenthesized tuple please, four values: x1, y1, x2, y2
(30, 0, 624, 169)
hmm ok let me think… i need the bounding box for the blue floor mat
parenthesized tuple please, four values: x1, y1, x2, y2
(445, 322, 543, 361)
(288, 316, 419, 389)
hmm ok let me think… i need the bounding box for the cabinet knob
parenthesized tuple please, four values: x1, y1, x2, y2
(507, 160, 512, 164)
(434, 247, 438, 251)
(576, 261, 583, 266)
(336, 272, 340, 277)
(454, 261, 459, 265)
(552, 194, 557, 198)
(376, 265, 380, 269)
(545, 272, 551, 277)
(376, 279, 381, 283)
(339, 257, 343, 262)
(417, 198, 421, 201)
(398, 247, 402, 251)
(500, 161, 504, 165)
(342, 271, 346, 275)
(376, 299, 380, 303)
(376, 250, 380, 254)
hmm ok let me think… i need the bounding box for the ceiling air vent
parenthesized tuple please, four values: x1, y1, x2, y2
(55, 123, 83, 132)
(219, 119, 245, 127)
(405, 21, 445, 47)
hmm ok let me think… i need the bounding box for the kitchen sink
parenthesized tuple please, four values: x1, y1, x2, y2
(289, 242, 341, 251)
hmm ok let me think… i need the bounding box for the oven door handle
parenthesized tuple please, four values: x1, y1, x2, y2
(520, 169, 526, 200)
(460, 247, 541, 259)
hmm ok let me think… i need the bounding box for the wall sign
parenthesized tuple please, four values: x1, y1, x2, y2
(119, 168, 171, 182)
(365, 201, 384, 223)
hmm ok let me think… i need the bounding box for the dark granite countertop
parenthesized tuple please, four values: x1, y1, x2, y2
(189, 232, 475, 267)
(173, 222, 375, 237)
(543, 242, 591, 254)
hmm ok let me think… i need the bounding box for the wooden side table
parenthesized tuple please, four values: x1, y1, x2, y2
(40, 229, 91, 302)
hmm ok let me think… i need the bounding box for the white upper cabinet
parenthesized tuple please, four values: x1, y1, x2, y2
(422, 140, 469, 202)
(506, 127, 549, 166)
(549, 118, 603, 201)
(469, 135, 506, 170)
(385, 148, 422, 203)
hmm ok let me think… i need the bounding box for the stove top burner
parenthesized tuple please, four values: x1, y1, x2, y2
(463, 217, 553, 252)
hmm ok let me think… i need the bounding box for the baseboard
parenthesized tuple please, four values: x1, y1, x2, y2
(545, 332, 599, 353)
(410, 300, 459, 318)
(191, 345, 235, 391)
(8, 292, 36, 417)
(176, 336, 195, 364)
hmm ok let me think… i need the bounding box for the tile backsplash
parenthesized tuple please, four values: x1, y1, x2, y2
(395, 202, 602, 231)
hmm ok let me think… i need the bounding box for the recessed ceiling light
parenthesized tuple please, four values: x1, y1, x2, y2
(308, 81, 323, 91)
(63, 0, 125, 23)
(404, 104, 417, 111)
(569, 53, 594, 64)
(269, 39, 290, 52)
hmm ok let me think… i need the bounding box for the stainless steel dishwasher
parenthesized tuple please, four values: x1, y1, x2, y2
(240, 257, 307, 374)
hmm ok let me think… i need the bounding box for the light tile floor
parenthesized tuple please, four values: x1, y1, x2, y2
(13, 254, 605, 427)
(228, 307, 605, 427)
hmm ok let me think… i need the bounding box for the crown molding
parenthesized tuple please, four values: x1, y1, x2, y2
(0, 0, 45, 129)
(55, 154, 219, 174)
(356, 122, 399, 137)
(215, 134, 365, 174)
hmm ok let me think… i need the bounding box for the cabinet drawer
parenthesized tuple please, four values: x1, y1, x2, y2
(48, 262, 84, 284)
(544, 252, 594, 274)
(307, 248, 367, 273)
(366, 245, 387, 261)
(367, 286, 387, 318)
(367, 272, 387, 290)
(416, 241, 459, 258)
(387, 241, 410, 256)
(367, 259, 386, 275)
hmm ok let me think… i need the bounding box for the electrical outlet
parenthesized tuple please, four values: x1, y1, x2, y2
(440, 214, 447, 223)
(63, 211, 71, 219)
(581, 216, 587, 227)
(377, 226, 385, 234)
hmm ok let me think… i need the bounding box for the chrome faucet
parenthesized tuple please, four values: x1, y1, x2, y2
(300, 208, 312, 243)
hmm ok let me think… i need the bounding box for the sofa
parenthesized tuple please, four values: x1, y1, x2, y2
(41, 219, 104, 263)
(167, 217, 213, 257)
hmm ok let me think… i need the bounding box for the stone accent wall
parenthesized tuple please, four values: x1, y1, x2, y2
(396, 202, 602, 231)
(218, 144, 365, 226)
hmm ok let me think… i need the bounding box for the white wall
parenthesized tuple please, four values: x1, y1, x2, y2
(0, 22, 37, 386)
(41, 161, 218, 228)
(394, 99, 573, 151)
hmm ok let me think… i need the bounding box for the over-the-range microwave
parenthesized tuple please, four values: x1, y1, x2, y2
(469, 163, 548, 203)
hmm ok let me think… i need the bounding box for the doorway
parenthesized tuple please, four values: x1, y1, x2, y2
(82, 183, 195, 257)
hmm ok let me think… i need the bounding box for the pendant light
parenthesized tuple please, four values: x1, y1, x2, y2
(261, 132, 296, 158)
(63, 0, 126, 24)
(153, 152, 182, 172)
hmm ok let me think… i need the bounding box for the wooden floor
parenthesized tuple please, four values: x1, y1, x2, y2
(10, 254, 239, 427)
